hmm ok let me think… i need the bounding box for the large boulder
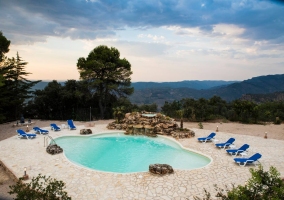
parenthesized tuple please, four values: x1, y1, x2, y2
(149, 164, 174, 175)
(107, 122, 117, 129)
(80, 129, 92, 135)
(46, 144, 63, 155)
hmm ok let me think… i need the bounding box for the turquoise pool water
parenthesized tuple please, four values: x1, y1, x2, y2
(55, 133, 211, 173)
(142, 113, 157, 117)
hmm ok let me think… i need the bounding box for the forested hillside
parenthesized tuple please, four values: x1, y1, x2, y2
(241, 91, 284, 103)
(205, 74, 284, 101)
(130, 74, 284, 106)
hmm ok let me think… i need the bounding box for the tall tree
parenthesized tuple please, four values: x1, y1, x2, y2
(0, 31, 10, 63)
(0, 31, 11, 88)
(1, 52, 40, 121)
(32, 81, 63, 120)
(0, 32, 11, 121)
(77, 45, 133, 119)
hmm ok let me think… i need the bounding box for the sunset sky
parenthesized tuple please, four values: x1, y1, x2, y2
(1, 0, 284, 82)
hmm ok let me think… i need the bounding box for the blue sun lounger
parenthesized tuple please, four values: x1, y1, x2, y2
(50, 123, 61, 131)
(33, 127, 49, 135)
(234, 153, 262, 166)
(215, 138, 235, 149)
(226, 144, 249, 156)
(198, 132, 216, 143)
(17, 129, 37, 139)
(67, 119, 76, 130)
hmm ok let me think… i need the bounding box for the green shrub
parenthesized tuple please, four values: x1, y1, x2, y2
(194, 165, 284, 200)
(179, 128, 189, 132)
(9, 174, 71, 200)
(274, 117, 282, 125)
(198, 122, 203, 129)
(222, 118, 229, 123)
(165, 116, 171, 120)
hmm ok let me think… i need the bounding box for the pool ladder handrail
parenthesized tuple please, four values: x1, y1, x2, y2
(44, 135, 57, 147)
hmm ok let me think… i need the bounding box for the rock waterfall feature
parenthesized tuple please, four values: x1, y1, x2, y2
(107, 112, 195, 139)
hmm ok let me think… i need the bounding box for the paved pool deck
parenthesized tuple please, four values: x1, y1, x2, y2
(0, 123, 284, 200)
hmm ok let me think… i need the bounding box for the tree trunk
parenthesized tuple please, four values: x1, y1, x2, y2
(180, 118, 183, 129)
(98, 99, 105, 119)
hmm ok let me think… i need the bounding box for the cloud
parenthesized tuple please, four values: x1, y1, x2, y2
(82, 39, 171, 57)
(138, 34, 165, 42)
(1, 0, 284, 45)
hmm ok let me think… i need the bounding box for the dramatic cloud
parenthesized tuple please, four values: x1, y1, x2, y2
(1, 0, 284, 81)
(1, 0, 284, 44)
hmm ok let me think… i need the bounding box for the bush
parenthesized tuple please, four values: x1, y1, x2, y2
(9, 174, 71, 200)
(222, 118, 229, 123)
(274, 117, 282, 125)
(198, 122, 203, 129)
(194, 165, 284, 200)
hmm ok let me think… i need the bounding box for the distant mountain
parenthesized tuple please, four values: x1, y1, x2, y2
(204, 74, 284, 101)
(132, 80, 237, 90)
(32, 74, 284, 107)
(32, 80, 237, 91)
(129, 74, 284, 106)
(31, 81, 65, 91)
(129, 87, 200, 106)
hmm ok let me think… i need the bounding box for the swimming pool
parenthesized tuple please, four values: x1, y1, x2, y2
(55, 133, 211, 173)
(141, 113, 157, 118)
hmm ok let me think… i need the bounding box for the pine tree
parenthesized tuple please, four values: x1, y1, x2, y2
(77, 45, 133, 119)
(0, 31, 11, 121)
(0, 52, 40, 122)
(0, 31, 10, 63)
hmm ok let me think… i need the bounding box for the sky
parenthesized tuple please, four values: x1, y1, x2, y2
(1, 0, 284, 82)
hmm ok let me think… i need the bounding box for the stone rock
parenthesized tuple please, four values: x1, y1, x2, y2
(190, 130, 195, 137)
(115, 124, 122, 130)
(149, 164, 174, 175)
(171, 129, 195, 139)
(161, 123, 169, 129)
(46, 144, 63, 155)
(153, 125, 162, 133)
(125, 113, 131, 119)
(107, 122, 116, 130)
(80, 129, 92, 135)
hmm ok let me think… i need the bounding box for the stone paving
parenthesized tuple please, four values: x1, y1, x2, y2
(0, 123, 284, 200)
(0, 164, 15, 200)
